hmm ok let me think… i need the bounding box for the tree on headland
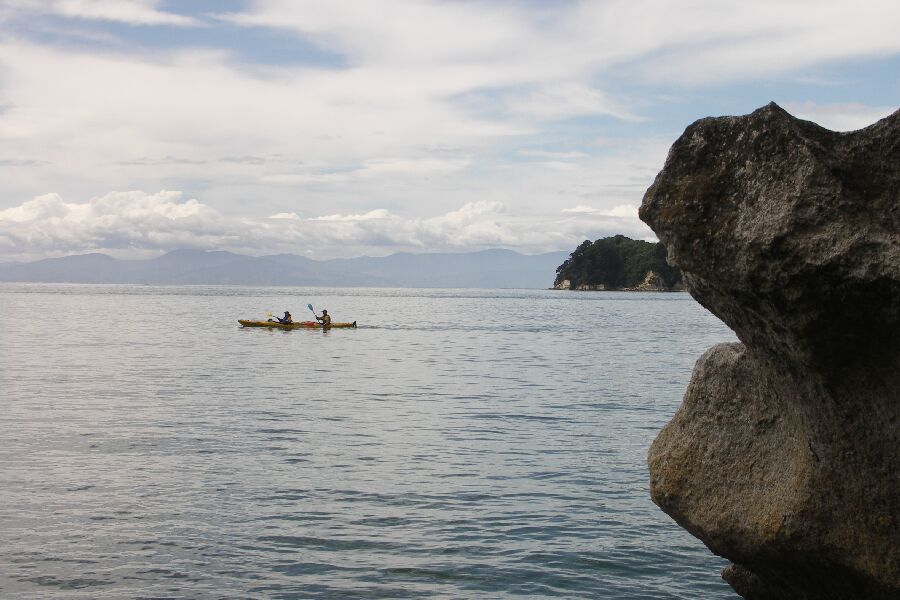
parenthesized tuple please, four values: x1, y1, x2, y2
(554, 235, 682, 290)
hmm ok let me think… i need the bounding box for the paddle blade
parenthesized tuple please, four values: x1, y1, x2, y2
(307, 303, 314, 313)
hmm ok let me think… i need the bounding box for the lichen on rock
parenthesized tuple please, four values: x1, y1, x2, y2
(640, 102, 900, 599)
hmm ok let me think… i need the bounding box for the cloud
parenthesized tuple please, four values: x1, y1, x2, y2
(519, 150, 590, 160)
(562, 205, 599, 214)
(226, 0, 900, 89)
(219, 1, 648, 124)
(0, 37, 509, 210)
(357, 157, 470, 177)
(116, 156, 209, 166)
(0, 158, 51, 167)
(783, 102, 897, 132)
(311, 209, 392, 222)
(579, 0, 900, 85)
(0, 191, 223, 256)
(505, 83, 640, 122)
(0, 0, 897, 261)
(260, 157, 471, 186)
(47, 0, 198, 26)
(0, 191, 653, 261)
(562, 204, 639, 218)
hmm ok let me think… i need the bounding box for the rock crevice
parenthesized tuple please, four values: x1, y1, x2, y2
(640, 103, 900, 599)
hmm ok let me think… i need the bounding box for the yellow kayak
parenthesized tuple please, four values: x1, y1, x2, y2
(239, 319, 357, 330)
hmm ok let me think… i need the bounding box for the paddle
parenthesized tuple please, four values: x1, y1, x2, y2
(308, 303, 326, 327)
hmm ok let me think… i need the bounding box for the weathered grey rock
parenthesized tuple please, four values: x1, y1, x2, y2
(640, 103, 900, 599)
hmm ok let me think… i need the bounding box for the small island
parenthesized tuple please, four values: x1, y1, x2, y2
(553, 235, 682, 291)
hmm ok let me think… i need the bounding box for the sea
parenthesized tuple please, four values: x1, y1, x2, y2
(0, 284, 737, 599)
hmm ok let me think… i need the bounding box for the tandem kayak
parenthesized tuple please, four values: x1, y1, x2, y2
(238, 319, 357, 330)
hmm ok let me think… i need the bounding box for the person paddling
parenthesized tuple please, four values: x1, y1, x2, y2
(276, 311, 292, 324)
(315, 309, 332, 328)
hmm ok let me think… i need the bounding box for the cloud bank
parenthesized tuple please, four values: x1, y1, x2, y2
(0, 191, 652, 261)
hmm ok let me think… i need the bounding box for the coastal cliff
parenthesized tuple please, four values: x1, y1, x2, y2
(640, 103, 900, 599)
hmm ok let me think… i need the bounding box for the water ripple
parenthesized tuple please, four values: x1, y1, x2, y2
(0, 284, 735, 599)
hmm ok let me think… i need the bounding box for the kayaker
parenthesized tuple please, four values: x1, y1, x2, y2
(316, 309, 332, 327)
(277, 311, 293, 324)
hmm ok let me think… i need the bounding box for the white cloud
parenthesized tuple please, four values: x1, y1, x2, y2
(259, 157, 471, 187)
(357, 157, 470, 177)
(519, 150, 590, 160)
(562, 205, 599, 214)
(226, 0, 900, 87)
(505, 83, 639, 122)
(311, 209, 392, 222)
(1, 0, 198, 27)
(575, 0, 900, 85)
(0, 191, 652, 261)
(0, 0, 42, 22)
(0, 191, 223, 257)
(783, 102, 897, 132)
(48, 0, 197, 26)
(0, 37, 508, 211)
(562, 204, 639, 218)
(16, 0, 895, 86)
(0, 0, 897, 260)
(606, 204, 640, 219)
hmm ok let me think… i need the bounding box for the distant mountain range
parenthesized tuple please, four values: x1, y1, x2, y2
(0, 248, 569, 288)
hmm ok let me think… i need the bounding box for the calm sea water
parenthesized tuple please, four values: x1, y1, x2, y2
(1, 284, 737, 599)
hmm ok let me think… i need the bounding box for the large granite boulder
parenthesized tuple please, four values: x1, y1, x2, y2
(640, 103, 900, 599)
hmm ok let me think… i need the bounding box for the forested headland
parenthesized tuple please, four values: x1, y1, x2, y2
(553, 235, 682, 291)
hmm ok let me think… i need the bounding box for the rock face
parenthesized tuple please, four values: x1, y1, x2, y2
(640, 103, 900, 599)
(623, 270, 668, 292)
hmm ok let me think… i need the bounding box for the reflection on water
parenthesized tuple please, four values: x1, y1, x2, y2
(0, 284, 736, 599)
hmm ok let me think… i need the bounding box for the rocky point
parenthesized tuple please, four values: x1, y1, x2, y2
(639, 103, 900, 599)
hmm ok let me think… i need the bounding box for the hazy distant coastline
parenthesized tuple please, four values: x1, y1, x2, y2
(0, 248, 567, 289)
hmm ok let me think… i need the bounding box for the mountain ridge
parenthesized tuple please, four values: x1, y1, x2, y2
(0, 248, 568, 289)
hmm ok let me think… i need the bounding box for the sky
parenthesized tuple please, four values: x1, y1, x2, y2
(0, 0, 897, 261)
